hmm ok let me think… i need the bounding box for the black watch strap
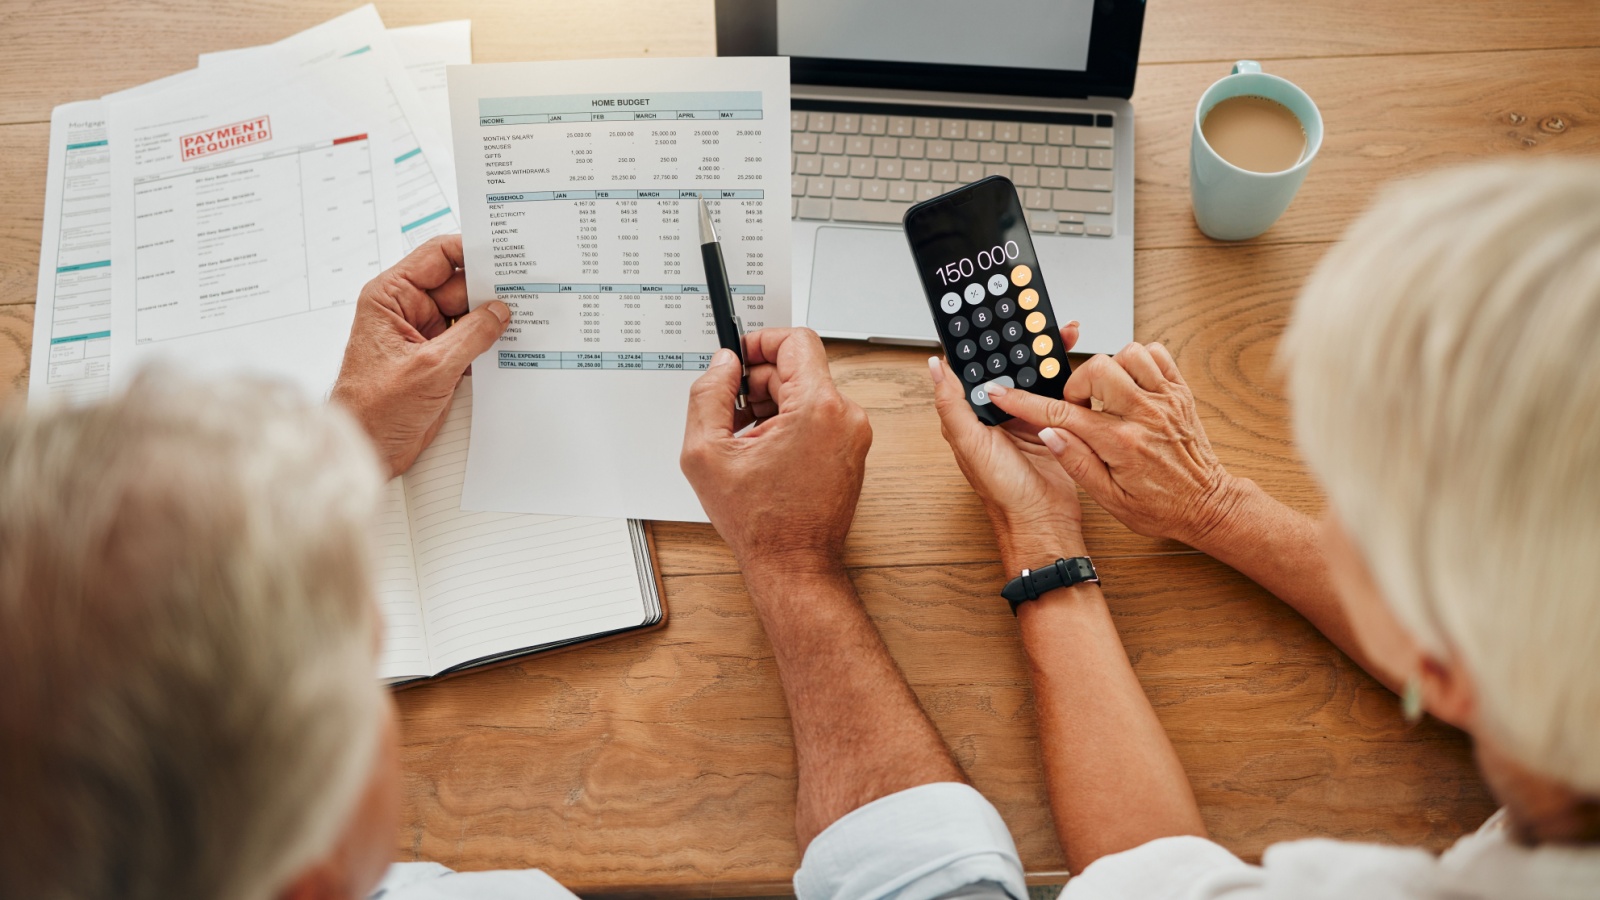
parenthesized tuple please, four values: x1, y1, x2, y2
(1001, 557, 1099, 615)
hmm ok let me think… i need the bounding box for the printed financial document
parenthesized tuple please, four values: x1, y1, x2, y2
(449, 57, 791, 522)
(106, 54, 402, 397)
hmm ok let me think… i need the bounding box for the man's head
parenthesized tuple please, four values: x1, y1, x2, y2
(0, 371, 397, 900)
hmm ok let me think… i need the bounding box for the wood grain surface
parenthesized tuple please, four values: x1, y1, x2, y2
(3, 0, 1592, 893)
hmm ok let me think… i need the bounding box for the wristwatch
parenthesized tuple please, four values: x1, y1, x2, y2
(1001, 557, 1099, 615)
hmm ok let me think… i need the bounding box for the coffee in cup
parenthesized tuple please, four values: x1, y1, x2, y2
(1200, 95, 1307, 174)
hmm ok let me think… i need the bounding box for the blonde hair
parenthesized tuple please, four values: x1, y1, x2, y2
(1283, 160, 1600, 792)
(0, 370, 388, 900)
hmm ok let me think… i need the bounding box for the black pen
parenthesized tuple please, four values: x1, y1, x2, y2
(697, 195, 749, 410)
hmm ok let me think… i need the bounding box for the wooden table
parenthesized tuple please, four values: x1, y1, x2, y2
(2, 2, 1596, 895)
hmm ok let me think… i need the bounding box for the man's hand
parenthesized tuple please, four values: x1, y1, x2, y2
(680, 328, 872, 578)
(987, 341, 1245, 547)
(330, 235, 509, 478)
(929, 324, 1086, 568)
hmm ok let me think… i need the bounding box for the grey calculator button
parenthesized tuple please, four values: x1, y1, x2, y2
(987, 273, 1008, 295)
(1001, 321, 1023, 342)
(1009, 344, 1030, 365)
(971, 306, 993, 328)
(948, 316, 970, 337)
(1016, 367, 1039, 388)
(964, 282, 986, 304)
(963, 361, 985, 383)
(995, 298, 1016, 319)
(969, 374, 1015, 406)
(955, 338, 977, 360)
(940, 291, 962, 314)
(986, 352, 1007, 373)
(978, 329, 1000, 351)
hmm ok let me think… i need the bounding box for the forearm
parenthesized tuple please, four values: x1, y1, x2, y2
(1192, 478, 1399, 691)
(742, 563, 966, 849)
(1001, 533, 1206, 873)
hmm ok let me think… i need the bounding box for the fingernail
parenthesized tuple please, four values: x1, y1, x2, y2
(927, 356, 944, 384)
(486, 301, 510, 324)
(709, 348, 735, 368)
(1038, 427, 1068, 454)
(1068, 320, 1079, 329)
(987, 384, 1008, 397)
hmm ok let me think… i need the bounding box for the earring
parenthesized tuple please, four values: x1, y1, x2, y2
(1401, 675, 1425, 724)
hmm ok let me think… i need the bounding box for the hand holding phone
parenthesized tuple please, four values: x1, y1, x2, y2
(903, 176, 1072, 425)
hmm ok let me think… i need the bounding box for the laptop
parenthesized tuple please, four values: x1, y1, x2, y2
(716, 0, 1145, 356)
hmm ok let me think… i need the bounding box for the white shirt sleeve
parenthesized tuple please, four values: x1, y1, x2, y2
(371, 861, 580, 900)
(793, 782, 1028, 900)
(1059, 836, 1261, 900)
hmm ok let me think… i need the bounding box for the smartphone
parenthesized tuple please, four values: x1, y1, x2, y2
(903, 176, 1072, 426)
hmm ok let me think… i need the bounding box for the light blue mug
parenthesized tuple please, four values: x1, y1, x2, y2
(1190, 61, 1323, 241)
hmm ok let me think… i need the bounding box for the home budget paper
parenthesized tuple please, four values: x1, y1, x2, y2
(450, 58, 791, 522)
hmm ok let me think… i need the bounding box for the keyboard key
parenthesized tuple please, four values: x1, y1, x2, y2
(933, 182, 958, 196)
(953, 141, 979, 162)
(1065, 148, 1088, 168)
(941, 120, 966, 139)
(968, 121, 993, 141)
(958, 162, 983, 181)
(1024, 188, 1052, 209)
(807, 176, 833, 197)
(808, 112, 834, 132)
(846, 135, 872, 156)
(889, 116, 914, 136)
(823, 156, 849, 177)
(915, 117, 940, 137)
(1021, 124, 1047, 144)
(899, 138, 926, 159)
(979, 144, 1005, 163)
(1006, 144, 1032, 165)
(862, 115, 887, 135)
(836, 113, 860, 134)
(792, 197, 799, 217)
(1075, 126, 1114, 148)
(916, 183, 941, 202)
(994, 121, 1019, 142)
(1011, 165, 1038, 187)
(850, 157, 876, 178)
(872, 136, 899, 156)
(791, 111, 807, 132)
(1053, 190, 1112, 214)
(1028, 210, 1057, 232)
(1088, 149, 1114, 169)
(931, 161, 957, 181)
(1060, 222, 1086, 235)
(1068, 169, 1113, 192)
(984, 164, 1011, 179)
(863, 180, 888, 200)
(792, 133, 818, 153)
(797, 197, 831, 219)
(792, 175, 806, 197)
(835, 178, 861, 199)
(926, 140, 952, 160)
(1039, 168, 1066, 189)
(1059, 212, 1086, 224)
(905, 160, 930, 181)
(878, 159, 903, 179)
(1086, 224, 1114, 237)
(796, 154, 823, 175)
(819, 134, 845, 155)
(889, 181, 916, 202)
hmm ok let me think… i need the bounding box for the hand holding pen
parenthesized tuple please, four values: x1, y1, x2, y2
(698, 195, 749, 410)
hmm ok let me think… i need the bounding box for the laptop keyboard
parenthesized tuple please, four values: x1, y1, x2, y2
(790, 101, 1116, 237)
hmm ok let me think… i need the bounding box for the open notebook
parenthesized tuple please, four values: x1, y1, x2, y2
(374, 378, 663, 684)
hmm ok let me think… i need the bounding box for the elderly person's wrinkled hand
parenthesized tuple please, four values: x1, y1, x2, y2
(986, 341, 1245, 548)
(331, 234, 509, 478)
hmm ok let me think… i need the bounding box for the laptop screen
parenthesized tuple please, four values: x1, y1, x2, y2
(775, 0, 1095, 73)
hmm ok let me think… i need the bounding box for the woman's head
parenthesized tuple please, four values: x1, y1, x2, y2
(0, 371, 398, 900)
(1283, 161, 1600, 796)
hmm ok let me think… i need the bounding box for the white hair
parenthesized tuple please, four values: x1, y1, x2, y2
(1283, 160, 1600, 793)
(0, 370, 389, 900)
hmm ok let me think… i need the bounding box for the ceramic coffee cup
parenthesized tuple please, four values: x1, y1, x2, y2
(1190, 60, 1323, 241)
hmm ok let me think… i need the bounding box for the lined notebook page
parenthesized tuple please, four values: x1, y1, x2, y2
(402, 379, 648, 674)
(374, 479, 428, 681)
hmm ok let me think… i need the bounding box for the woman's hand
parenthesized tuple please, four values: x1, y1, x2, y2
(929, 323, 1087, 567)
(986, 341, 1244, 548)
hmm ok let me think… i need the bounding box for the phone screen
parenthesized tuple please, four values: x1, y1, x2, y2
(903, 176, 1071, 425)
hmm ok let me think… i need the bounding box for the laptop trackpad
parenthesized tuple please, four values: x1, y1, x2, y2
(807, 226, 937, 342)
